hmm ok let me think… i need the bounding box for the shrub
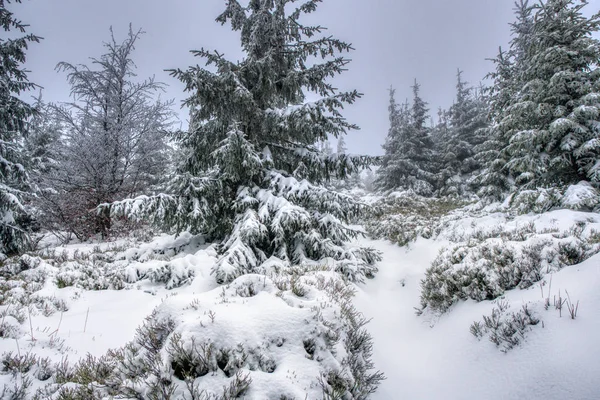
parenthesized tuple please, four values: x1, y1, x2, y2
(471, 301, 540, 352)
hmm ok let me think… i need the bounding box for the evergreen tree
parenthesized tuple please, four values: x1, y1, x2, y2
(438, 70, 489, 196)
(501, 0, 600, 188)
(0, 0, 40, 256)
(376, 88, 408, 190)
(110, 0, 379, 284)
(317, 139, 333, 157)
(472, 1, 536, 199)
(477, 0, 600, 198)
(377, 81, 437, 195)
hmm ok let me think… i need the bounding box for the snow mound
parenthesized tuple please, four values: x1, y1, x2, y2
(24, 270, 382, 399)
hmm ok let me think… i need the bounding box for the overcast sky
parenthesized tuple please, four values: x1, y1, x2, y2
(16, 0, 531, 155)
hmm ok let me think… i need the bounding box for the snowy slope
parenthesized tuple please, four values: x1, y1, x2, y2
(0, 209, 598, 398)
(353, 210, 600, 400)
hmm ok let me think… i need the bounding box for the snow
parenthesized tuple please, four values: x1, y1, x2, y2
(353, 210, 600, 400)
(1, 208, 599, 398)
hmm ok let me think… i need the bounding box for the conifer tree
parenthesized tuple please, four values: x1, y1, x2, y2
(377, 81, 437, 195)
(502, 0, 600, 187)
(0, 0, 40, 256)
(337, 134, 347, 155)
(376, 88, 407, 190)
(110, 0, 379, 283)
(476, 0, 600, 198)
(438, 70, 489, 196)
(317, 139, 333, 157)
(472, 1, 536, 199)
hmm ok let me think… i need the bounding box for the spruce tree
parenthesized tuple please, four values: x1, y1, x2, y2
(478, 0, 600, 197)
(376, 88, 407, 190)
(502, 0, 600, 187)
(438, 70, 489, 196)
(472, 1, 536, 199)
(377, 81, 437, 195)
(337, 134, 347, 155)
(110, 0, 379, 284)
(0, 0, 40, 256)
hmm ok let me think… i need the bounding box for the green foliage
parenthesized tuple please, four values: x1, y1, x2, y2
(484, 0, 600, 194)
(365, 194, 469, 246)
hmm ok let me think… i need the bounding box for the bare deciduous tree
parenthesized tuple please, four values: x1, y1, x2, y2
(33, 26, 176, 240)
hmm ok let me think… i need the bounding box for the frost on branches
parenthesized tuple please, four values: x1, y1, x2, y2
(108, 0, 380, 283)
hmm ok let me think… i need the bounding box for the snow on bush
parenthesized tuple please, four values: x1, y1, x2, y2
(418, 221, 600, 314)
(0, 233, 213, 349)
(367, 186, 600, 249)
(365, 193, 469, 246)
(4, 269, 383, 399)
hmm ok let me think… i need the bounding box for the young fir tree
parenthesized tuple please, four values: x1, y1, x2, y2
(110, 0, 379, 284)
(501, 0, 600, 188)
(0, 0, 40, 256)
(438, 70, 489, 196)
(317, 139, 333, 157)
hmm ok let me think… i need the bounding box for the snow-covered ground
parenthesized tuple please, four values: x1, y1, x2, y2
(0, 209, 599, 398)
(353, 211, 600, 400)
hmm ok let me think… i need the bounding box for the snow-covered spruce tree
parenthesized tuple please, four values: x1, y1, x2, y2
(375, 88, 407, 190)
(42, 27, 174, 240)
(377, 81, 437, 195)
(0, 0, 40, 257)
(471, 0, 535, 200)
(437, 70, 489, 197)
(109, 0, 379, 284)
(25, 94, 62, 178)
(501, 0, 600, 188)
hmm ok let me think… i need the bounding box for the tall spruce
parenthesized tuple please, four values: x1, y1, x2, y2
(110, 0, 379, 284)
(0, 0, 40, 256)
(471, 1, 536, 199)
(501, 0, 600, 188)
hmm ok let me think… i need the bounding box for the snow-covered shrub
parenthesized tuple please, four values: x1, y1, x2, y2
(365, 193, 469, 246)
(29, 270, 383, 399)
(470, 301, 540, 352)
(124, 262, 196, 290)
(419, 222, 600, 314)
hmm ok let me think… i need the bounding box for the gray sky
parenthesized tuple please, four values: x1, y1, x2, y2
(17, 0, 522, 155)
